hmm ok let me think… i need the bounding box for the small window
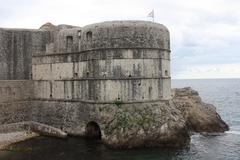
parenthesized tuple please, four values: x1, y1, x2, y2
(78, 30, 82, 38)
(165, 70, 168, 76)
(86, 31, 92, 41)
(66, 36, 73, 52)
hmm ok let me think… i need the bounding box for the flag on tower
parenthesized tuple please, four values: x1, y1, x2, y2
(147, 9, 154, 22)
(148, 10, 154, 18)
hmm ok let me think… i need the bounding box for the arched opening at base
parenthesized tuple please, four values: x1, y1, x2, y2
(85, 121, 101, 140)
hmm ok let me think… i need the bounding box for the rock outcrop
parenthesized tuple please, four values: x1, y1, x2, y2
(172, 87, 229, 133)
(99, 87, 229, 148)
(100, 101, 190, 148)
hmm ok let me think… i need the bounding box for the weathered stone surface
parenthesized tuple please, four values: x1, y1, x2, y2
(32, 21, 171, 102)
(0, 131, 38, 149)
(0, 80, 33, 103)
(0, 87, 228, 149)
(80, 21, 170, 51)
(98, 101, 189, 148)
(0, 121, 67, 138)
(0, 29, 52, 80)
(28, 100, 189, 148)
(97, 87, 229, 148)
(0, 101, 32, 124)
(0, 21, 229, 149)
(172, 87, 229, 133)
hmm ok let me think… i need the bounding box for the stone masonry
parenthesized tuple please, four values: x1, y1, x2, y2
(0, 20, 171, 143)
(0, 21, 228, 148)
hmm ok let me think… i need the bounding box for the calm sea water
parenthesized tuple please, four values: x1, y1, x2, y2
(0, 79, 240, 160)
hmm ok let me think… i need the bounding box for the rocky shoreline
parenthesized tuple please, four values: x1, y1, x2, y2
(0, 87, 229, 149)
(100, 87, 229, 148)
(172, 87, 229, 133)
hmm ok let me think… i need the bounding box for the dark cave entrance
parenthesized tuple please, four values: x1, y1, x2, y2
(85, 121, 101, 140)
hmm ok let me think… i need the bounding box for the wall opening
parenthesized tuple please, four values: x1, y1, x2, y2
(165, 70, 168, 76)
(85, 121, 101, 140)
(86, 31, 92, 41)
(86, 71, 90, 77)
(66, 36, 73, 52)
(78, 30, 82, 39)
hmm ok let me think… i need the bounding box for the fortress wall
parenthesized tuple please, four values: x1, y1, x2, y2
(0, 80, 33, 124)
(32, 21, 171, 102)
(53, 28, 81, 53)
(30, 101, 95, 134)
(79, 21, 170, 51)
(32, 48, 170, 101)
(0, 80, 33, 103)
(0, 101, 32, 124)
(32, 49, 170, 79)
(32, 79, 165, 101)
(29, 99, 172, 137)
(0, 21, 173, 137)
(0, 28, 51, 80)
(43, 21, 170, 55)
(29, 100, 130, 136)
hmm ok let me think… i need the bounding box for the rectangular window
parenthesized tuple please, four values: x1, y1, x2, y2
(78, 30, 82, 39)
(86, 31, 92, 41)
(66, 36, 73, 52)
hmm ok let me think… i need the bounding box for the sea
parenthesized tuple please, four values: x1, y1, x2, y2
(0, 79, 239, 160)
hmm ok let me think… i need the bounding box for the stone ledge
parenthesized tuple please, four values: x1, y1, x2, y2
(0, 131, 38, 150)
(33, 48, 171, 57)
(0, 121, 67, 138)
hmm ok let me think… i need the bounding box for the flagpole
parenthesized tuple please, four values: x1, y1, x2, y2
(147, 9, 155, 22)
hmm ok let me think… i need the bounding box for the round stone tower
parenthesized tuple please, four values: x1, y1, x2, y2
(32, 21, 171, 102)
(32, 20, 172, 141)
(76, 21, 171, 102)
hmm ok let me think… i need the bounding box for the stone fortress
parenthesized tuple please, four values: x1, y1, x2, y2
(0, 21, 228, 148)
(33, 21, 171, 103)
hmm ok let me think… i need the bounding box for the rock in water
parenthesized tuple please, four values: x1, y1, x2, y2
(99, 87, 228, 148)
(99, 101, 190, 148)
(172, 87, 229, 133)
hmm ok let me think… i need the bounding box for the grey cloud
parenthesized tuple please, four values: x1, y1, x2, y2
(0, 0, 239, 78)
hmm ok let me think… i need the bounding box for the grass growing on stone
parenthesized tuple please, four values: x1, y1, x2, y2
(104, 105, 157, 136)
(114, 99, 124, 108)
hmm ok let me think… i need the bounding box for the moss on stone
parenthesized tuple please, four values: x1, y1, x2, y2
(113, 100, 124, 108)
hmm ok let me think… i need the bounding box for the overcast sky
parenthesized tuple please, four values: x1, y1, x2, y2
(1, 0, 240, 79)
